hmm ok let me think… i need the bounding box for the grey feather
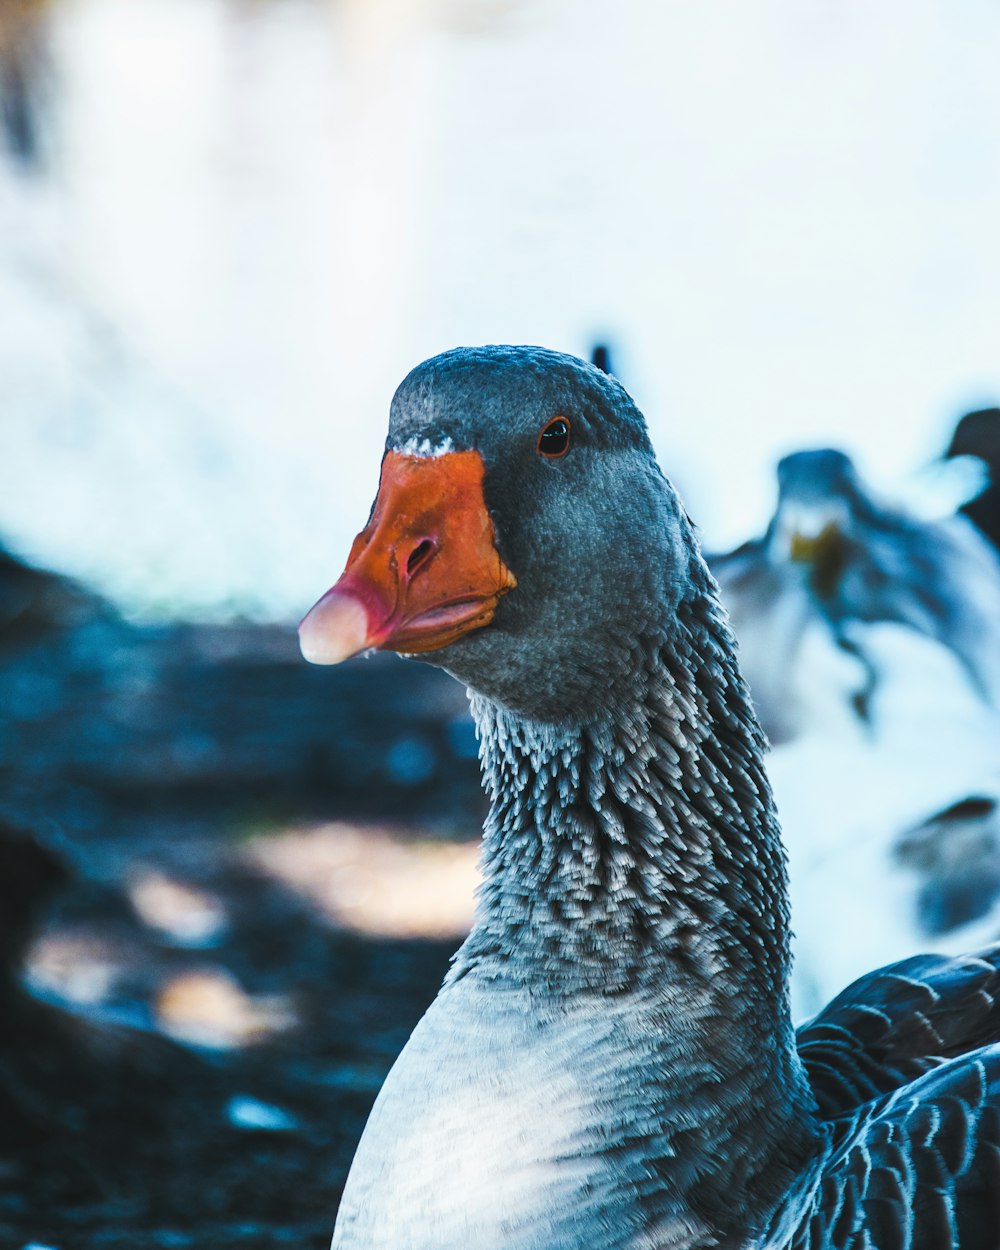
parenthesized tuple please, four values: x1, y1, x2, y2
(324, 348, 1000, 1249)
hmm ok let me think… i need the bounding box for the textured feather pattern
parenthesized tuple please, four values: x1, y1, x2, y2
(333, 564, 820, 1248)
(798, 949, 1000, 1120)
(772, 1049, 1000, 1249)
(759, 950, 1000, 1246)
(328, 353, 1000, 1248)
(333, 977, 737, 1249)
(332, 557, 1000, 1248)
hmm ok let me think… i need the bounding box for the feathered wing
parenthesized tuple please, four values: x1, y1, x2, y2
(779, 949, 1000, 1247)
(796, 948, 1000, 1120)
(788, 1047, 1000, 1249)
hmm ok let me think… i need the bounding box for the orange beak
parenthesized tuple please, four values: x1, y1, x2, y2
(298, 449, 517, 665)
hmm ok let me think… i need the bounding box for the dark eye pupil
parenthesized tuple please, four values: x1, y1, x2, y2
(539, 419, 570, 457)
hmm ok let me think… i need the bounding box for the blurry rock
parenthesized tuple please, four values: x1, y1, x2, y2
(0, 820, 67, 987)
(384, 735, 437, 786)
(0, 540, 482, 849)
(155, 967, 297, 1050)
(0, 543, 99, 654)
(226, 1094, 299, 1132)
(246, 822, 480, 940)
(128, 870, 228, 948)
(0, 542, 471, 1243)
(23, 929, 123, 1007)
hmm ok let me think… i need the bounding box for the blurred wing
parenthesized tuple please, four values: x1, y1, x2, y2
(708, 542, 824, 744)
(706, 538, 767, 588)
(797, 948, 1000, 1121)
(896, 798, 1000, 937)
(898, 455, 991, 522)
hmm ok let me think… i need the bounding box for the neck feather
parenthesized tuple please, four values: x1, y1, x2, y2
(452, 564, 793, 1008)
(446, 559, 821, 1229)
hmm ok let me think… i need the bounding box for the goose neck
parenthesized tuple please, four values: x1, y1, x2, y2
(456, 582, 794, 1009)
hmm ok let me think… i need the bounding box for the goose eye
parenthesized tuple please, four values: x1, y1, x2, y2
(537, 417, 571, 459)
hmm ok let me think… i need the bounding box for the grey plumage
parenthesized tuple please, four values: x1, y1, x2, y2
(318, 347, 1000, 1248)
(798, 950, 1000, 1117)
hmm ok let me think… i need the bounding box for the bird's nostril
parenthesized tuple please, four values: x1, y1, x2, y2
(406, 538, 437, 579)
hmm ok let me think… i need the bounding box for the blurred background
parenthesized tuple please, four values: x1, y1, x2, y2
(2, 1, 1000, 1246)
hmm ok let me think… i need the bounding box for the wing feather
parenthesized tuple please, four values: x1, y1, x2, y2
(797, 949, 1000, 1120)
(797, 1048, 1000, 1249)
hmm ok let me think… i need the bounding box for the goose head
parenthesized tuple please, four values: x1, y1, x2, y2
(765, 449, 863, 589)
(299, 345, 692, 722)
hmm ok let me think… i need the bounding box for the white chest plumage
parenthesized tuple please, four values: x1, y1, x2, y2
(330, 978, 684, 1250)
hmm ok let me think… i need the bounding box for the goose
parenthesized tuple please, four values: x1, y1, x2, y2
(299, 346, 1000, 1250)
(711, 446, 1000, 733)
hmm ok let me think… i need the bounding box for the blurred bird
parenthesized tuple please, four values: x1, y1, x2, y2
(711, 446, 1000, 737)
(946, 405, 1000, 553)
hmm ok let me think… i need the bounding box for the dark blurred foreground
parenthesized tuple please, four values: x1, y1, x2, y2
(0, 544, 485, 1248)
